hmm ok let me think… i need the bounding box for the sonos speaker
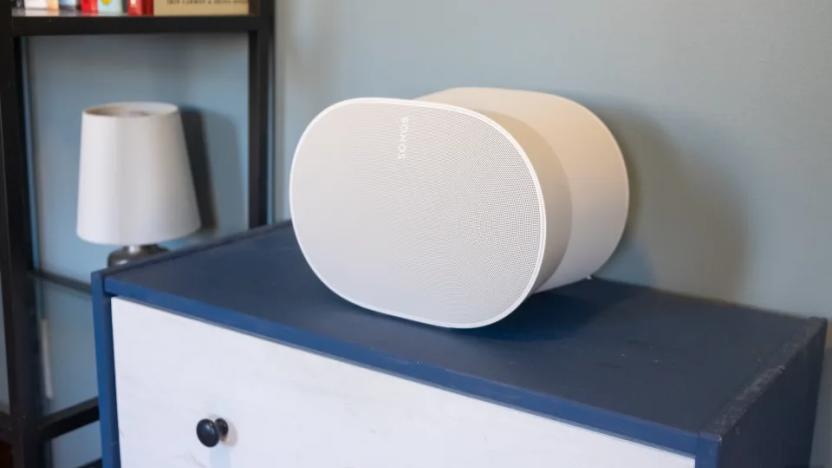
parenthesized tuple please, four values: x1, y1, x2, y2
(290, 87, 628, 328)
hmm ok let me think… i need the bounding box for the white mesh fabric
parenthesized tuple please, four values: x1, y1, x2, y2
(290, 100, 545, 327)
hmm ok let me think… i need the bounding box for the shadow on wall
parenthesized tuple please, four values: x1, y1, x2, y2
(180, 109, 217, 232)
(178, 108, 244, 242)
(587, 96, 749, 303)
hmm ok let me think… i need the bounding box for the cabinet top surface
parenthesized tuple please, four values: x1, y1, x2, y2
(100, 223, 825, 454)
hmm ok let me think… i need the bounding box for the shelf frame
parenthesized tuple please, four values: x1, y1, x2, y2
(11, 11, 267, 37)
(38, 397, 99, 441)
(0, 1, 273, 466)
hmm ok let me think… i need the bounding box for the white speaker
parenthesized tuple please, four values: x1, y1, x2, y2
(290, 87, 628, 328)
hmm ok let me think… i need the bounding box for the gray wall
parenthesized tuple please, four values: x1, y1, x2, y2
(21, 33, 249, 466)
(274, 0, 832, 465)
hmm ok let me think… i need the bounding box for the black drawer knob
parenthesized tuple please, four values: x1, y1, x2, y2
(196, 418, 229, 447)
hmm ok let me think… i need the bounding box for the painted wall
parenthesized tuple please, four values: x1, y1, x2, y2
(273, 0, 832, 465)
(21, 33, 249, 466)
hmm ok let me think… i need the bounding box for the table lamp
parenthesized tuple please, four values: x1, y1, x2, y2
(77, 102, 201, 267)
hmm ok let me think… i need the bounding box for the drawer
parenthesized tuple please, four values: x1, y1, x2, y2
(111, 298, 694, 468)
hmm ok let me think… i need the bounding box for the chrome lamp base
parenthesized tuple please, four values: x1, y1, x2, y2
(107, 244, 169, 267)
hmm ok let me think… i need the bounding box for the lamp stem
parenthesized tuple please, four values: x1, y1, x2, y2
(126, 245, 144, 255)
(108, 244, 169, 267)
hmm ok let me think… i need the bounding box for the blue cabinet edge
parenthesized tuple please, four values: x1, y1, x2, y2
(91, 271, 119, 468)
(91, 223, 827, 468)
(698, 317, 826, 467)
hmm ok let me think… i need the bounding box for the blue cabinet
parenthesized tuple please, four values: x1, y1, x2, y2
(93, 222, 825, 467)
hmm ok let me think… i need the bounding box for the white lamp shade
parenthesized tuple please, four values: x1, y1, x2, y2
(77, 102, 201, 246)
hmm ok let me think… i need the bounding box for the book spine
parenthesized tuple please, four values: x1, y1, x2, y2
(97, 0, 122, 13)
(127, 0, 151, 15)
(153, 0, 247, 16)
(23, 0, 49, 9)
(81, 0, 97, 13)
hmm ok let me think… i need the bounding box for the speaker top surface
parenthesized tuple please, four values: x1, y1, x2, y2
(290, 98, 549, 327)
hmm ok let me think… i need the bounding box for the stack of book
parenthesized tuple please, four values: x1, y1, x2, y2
(22, 0, 247, 15)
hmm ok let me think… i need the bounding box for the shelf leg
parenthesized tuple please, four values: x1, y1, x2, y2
(247, 16, 272, 228)
(0, 29, 45, 468)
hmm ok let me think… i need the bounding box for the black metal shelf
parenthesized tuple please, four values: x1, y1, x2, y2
(38, 397, 98, 441)
(29, 270, 90, 294)
(0, 411, 11, 442)
(0, 0, 273, 464)
(0, 271, 98, 447)
(2, 397, 100, 444)
(11, 9, 267, 36)
(0, 397, 99, 444)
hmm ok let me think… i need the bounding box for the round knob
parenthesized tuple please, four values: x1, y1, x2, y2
(196, 418, 229, 447)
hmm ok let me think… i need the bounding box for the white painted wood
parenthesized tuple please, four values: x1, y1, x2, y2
(112, 298, 695, 468)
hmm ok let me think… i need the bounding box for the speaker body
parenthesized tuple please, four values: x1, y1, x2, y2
(290, 88, 628, 328)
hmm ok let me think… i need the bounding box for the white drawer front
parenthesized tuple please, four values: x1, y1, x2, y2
(112, 298, 694, 468)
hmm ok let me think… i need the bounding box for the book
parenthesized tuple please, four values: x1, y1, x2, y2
(127, 0, 151, 15)
(23, 0, 52, 9)
(23, 0, 48, 8)
(59, 0, 79, 9)
(97, 0, 122, 13)
(153, 0, 246, 16)
(80, 0, 96, 12)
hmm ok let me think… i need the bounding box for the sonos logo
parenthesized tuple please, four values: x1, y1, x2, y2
(397, 116, 410, 160)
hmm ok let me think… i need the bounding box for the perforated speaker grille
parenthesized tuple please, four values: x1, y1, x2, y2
(291, 100, 545, 327)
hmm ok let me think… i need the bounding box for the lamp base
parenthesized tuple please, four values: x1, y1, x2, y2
(107, 244, 169, 267)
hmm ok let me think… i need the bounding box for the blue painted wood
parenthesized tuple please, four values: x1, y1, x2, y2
(91, 271, 119, 468)
(697, 321, 826, 468)
(95, 223, 826, 467)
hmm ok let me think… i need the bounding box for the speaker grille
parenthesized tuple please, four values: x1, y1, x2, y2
(291, 100, 544, 326)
